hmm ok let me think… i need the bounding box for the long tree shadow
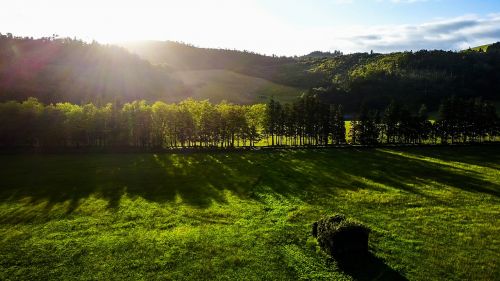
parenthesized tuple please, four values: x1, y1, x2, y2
(235, 147, 499, 202)
(0, 146, 498, 217)
(393, 145, 500, 170)
(370, 148, 500, 197)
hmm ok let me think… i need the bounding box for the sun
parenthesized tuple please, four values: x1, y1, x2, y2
(1, 0, 291, 54)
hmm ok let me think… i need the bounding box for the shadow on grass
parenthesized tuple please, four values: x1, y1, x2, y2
(0, 146, 498, 214)
(337, 253, 408, 281)
(396, 145, 500, 170)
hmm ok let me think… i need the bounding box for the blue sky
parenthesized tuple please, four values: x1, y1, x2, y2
(1, 0, 500, 55)
(258, 0, 500, 27)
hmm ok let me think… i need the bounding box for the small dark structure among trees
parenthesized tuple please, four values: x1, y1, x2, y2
(312, 214, 371, 258)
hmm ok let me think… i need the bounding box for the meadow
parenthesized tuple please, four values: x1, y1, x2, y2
(172, 69, 303, 104)
(0, 146, 499, 280)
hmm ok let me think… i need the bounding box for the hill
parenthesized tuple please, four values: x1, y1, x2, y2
(2, 35, 500, 111)
(467, 42, 500, 53)
(470, 44, 492, 52)
(300, 50, 344, 59)
(123, 41, 309, 104)
(305, 48, 500, 111)
(125, 40, 500, 112)
(172, 69, 303, 104)
(121, 41, 325, 88)
(0, 36, 308, 105)
(0, 35, 188, 104)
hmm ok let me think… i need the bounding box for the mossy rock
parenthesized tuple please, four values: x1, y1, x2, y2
(312, 214, 371, 258)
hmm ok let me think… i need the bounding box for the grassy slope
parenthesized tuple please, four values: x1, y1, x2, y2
(0, 147, 499, 280)
(469, 44, 491, 52)
(172, 69, 304, 104)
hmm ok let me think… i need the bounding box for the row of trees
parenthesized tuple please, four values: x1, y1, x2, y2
(266, 95, 345, 146)
(348, 97, 499, 145)
(0, 98, 265, 148)
(0, 96, 497, 149)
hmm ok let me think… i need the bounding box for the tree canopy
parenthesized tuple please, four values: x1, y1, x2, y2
(0, 96, 497, 150)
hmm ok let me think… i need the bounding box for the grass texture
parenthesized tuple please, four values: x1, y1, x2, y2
(0, 146, 499, 280)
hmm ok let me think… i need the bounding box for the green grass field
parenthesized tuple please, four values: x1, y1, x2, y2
(1, 146, 499, 280)
(469, 44, 491, 52)
(172, 69, 304, 104)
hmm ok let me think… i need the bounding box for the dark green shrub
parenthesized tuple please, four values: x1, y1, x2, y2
(312, 214, 371, 257)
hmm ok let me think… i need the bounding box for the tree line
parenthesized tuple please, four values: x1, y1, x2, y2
(0, 98, 265, 149)
(0, 96, 498, 149)
(348, 97, 498, 145)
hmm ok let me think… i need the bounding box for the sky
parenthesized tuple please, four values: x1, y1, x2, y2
(1, 0, 500, 56)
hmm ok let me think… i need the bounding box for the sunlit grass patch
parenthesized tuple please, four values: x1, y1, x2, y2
(0, 146, 499, 280)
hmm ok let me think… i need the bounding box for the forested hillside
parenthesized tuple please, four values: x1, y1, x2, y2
(308, 44, 500, 111)
(0, 34, 187, 104)
(2, 35, 500, 112)
(125, 41, 500, 112)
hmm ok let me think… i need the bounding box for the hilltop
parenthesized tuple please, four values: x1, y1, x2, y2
(470, 44, 492, 52)
(466, 42, 500, 53)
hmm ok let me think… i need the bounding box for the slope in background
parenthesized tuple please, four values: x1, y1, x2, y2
(174, 69, 303, 104)
(0, 36, 189, 104)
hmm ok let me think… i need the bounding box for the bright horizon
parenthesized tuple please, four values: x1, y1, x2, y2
(2, 0, 500, 56)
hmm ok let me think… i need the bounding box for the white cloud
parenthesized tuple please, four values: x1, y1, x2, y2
(325, 14, 500, 53)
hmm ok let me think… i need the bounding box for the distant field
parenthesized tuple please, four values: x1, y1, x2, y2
(469, 44, 491, 52)
(173, 69, 304, 104)
(0, 147, 499, 280)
